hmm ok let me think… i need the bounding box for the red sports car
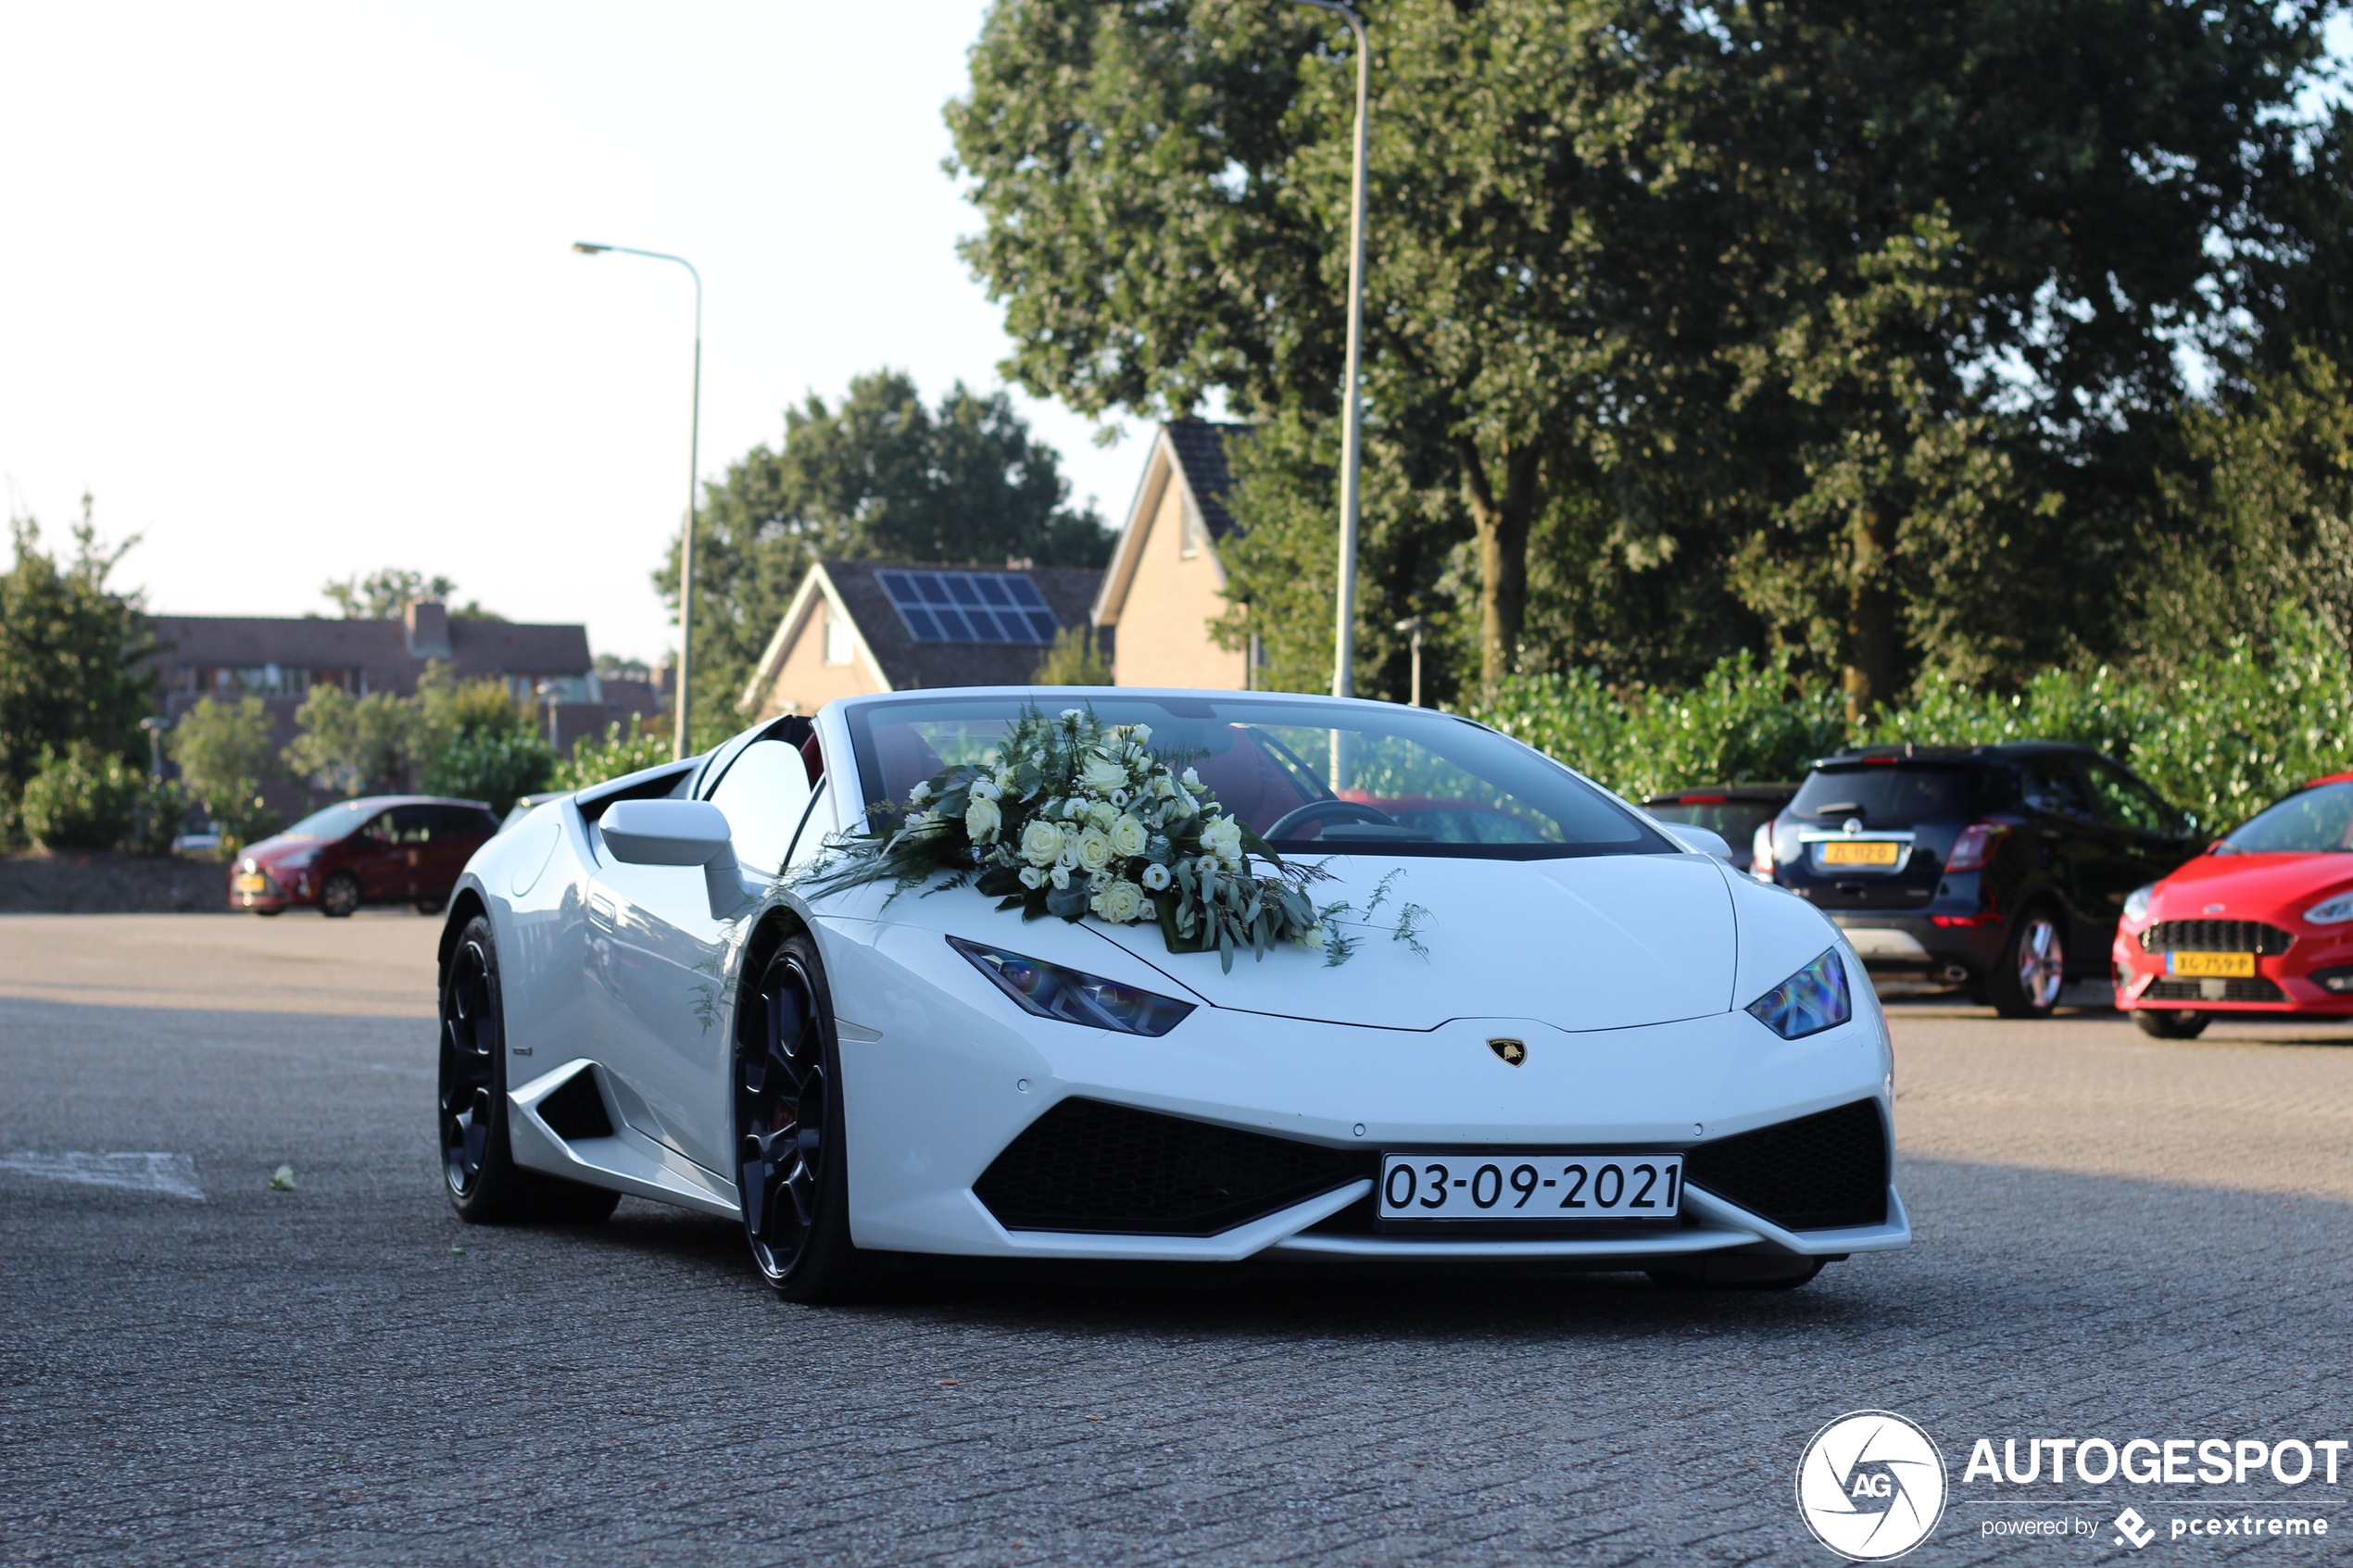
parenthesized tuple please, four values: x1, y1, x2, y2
(2113, 771, 2353, 1037)
(231, 796, 500, 918)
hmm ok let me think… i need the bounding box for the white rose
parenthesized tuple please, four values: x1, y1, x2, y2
(908, 781, 933, 805)
(1202, 814, 1244, 865)
(1140, 861, 1172, 891)
(964, 797, 1002, 843)
(1076, 826, 1114, 873)
(1088, 878, 1149, 924)
(969, 777, 1000, 801)
(1020, 818, 1064, 866)
(1107, 815, 1148, 859)
(1080, 756, 1128, 795)
(1018, 865, 1044, 889)
(1181, 767, 1203, 792)
(1086, 801, 1117, 830)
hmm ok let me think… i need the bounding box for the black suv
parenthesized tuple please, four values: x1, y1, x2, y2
(1759, 743, 2197, 1017)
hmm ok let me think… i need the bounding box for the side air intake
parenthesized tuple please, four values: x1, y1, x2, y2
(535, 1067, 616, 1141)
(1682, 1098, 1888, 1231)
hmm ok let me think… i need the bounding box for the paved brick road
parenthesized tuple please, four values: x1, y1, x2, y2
(4, 915, 2350, 1566)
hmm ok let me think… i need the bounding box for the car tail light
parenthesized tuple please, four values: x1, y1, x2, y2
(1751, 821, 1775, 878)
(1946, 822, 2007, 872)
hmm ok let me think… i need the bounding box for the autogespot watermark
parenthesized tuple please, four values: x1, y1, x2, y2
(1794, 1414, 2342, 1559)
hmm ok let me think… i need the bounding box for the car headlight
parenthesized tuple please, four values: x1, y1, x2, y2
(949, 937, 1195, 1037)
(1745, 947, 1852, 1039)
(2306, 893, 2353, 925)
(2123, 884, 2156, 923)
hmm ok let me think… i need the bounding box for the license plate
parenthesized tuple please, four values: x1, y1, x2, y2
(1378, 1152, 1683, 1221)
(1818, 840, 1901, 867)
(233, 873, 267, 894)
(2167, 951, 2255, 978)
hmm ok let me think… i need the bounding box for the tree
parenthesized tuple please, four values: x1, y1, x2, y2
(1032, 625, 1114, 685)
(950, 0, 2337, 708)
(170, 695, 281, 847)
(321, 567, 498, 621)
(283, 687, 426, 797)
(0, 498, 157, 812)
(658, 368, 1114, 717)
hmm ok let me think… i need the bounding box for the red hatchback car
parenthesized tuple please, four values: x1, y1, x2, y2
(2114, 771, 2353, 1036)
(231, 796, 501, 918)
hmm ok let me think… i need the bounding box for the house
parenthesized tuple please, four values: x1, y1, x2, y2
(738, 558, 1104, 719)
(1090, 420, 1255, 689)
(150, 601, 601, 812)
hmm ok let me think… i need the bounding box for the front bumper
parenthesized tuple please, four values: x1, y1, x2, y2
(2112, 926, 2353, 1015)
(824, 918, 1909, 1268)
(230, 864, 317, 911)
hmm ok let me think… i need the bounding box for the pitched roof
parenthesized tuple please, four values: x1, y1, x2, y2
(1164, 420, 1252, 542)
(822, 558, 1101, 691)
(146, 611, 591, 695)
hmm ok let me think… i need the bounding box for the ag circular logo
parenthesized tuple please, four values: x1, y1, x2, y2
(1795, 1410, 1947, 1561)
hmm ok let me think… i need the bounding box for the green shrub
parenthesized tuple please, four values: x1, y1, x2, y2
(422, 728, 557, 816)
(552, 722, 676, 793)
(19, 744, 145, 850)
(168, 695, 282, 849)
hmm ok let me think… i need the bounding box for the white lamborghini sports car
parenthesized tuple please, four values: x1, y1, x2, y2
(436, 688, 1909, 1301)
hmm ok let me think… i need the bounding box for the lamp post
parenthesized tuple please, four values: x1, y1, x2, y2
(139, 715, 170, 783)
(1284, 0, 1369, 705)
(573, 241, 702, 761)
(1393, 616, 1428, 708)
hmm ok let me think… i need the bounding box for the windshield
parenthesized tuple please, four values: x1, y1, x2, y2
(1790, 766, 1976, 827)
(848, 695, 1668, 859)
(279, 800, 378, 842)
(2223, 781, 2353, 853)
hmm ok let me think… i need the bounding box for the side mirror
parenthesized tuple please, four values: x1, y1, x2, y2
(600, 799, 754, 918)
(1662, 822, 1735, 861)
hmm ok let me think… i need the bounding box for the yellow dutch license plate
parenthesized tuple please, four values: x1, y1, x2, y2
(2168, 951, 2255, 978)
(1818, 840, 1901, 867)
(234, 873, 267, 894)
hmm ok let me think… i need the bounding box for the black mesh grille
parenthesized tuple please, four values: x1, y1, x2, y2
(2146, 977, 2285, 1003)
(975, 1098, 1370, 1236)
(536, 1069, 614, 1141)
(2140, 921, 2295, 956)
(1682, 1099, 1887, 1231)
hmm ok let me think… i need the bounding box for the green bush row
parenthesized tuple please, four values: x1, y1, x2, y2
(1464, 609, 2353, 836)
(16, 744, 184, 854)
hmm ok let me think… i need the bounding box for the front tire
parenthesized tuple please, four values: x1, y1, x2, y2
(1988, 905, 2067, 1019)
(2133, 1008, 2210, 1039)
(439, 915, 620, 1225)
(320, 872, 361, 919)
(735, 934, 870, 1302)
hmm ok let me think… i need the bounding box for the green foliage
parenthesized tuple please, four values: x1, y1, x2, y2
(951, 0, 2338, 700)
(1032, 626, 1114, 686)
(283, 686, 426, 797)
(321, 567, 497, 620)
(660, 369, 1113, 720)
(1467, 651, 1843, 803)
(550, 723, 676, 793)
(416, 664, 532, 744)
(20, 744, 146, 851)
(169, 695, 281, 848)
(1466, 614, 2353, 837)
(0, 500, 157, 804)
(422, 729, 555, 816)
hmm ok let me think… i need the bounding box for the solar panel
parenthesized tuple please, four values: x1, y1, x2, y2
(877, 570, 1062, 645)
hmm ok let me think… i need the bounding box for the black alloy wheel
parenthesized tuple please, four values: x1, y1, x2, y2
(2133, 1008, 2210, 1040)
(1987, 905, 2068, 1019)
(735, 934, 868, 1301)
(438, 915, 619, 1224)
(320, 871, 361, 919)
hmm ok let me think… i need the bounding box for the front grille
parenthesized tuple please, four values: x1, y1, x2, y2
(2146, 977, 2286, 1003)
(1683, 1099, 1887, 1231)
(2140, 920, 2295, 956)
(974, 1098, 1369, 1236)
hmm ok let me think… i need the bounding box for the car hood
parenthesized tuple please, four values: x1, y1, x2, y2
(243, 834, 321, 864)
(1081, 852, 1738, 1032)
(2154, 852, 2353, 917)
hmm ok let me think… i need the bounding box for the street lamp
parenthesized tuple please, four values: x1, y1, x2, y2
(573, 240, 702, 761)
(139, 715, 170, 783)
(1393, 616, 1428, 708)
(1284, 1, 1370, 705)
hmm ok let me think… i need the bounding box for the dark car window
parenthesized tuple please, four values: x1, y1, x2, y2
(2080, 758, 2171, 835)
(1790, 767, 1975, 827)
(283, 800, 378, 842)
(434, 805, 497, 836)
(2224, 780, 2353, 853)
(2020, 759, 2094, 818)
(1647, 799, 1782, 845)
(385, 805, 441, 843)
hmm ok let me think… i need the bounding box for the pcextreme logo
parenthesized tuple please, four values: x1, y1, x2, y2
(1796, 1411, 1949, 1562)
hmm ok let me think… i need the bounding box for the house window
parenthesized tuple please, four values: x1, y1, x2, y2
(181, 665, 352, 697)
(823, 610, 853, 667)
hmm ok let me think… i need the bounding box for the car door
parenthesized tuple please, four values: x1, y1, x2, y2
(582, 735, 815, 1176)
(346, 810, 411, 901)
(2015, 758, 2106, 960)
(422, 804, 494, 894)
(2076, 755, 2195, 916)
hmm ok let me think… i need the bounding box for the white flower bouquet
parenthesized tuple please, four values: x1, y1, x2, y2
(800, 705, 1339, 968)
